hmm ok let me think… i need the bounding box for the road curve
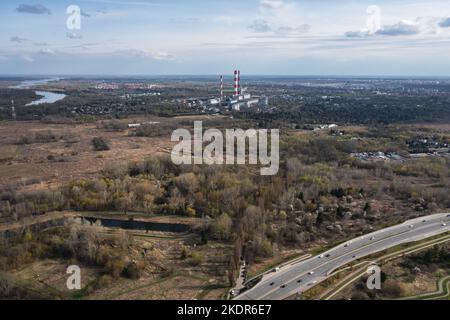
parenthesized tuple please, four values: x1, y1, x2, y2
(235, 213, 450, 300)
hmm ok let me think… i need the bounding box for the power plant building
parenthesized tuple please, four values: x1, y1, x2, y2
(186, 70, 269, 112)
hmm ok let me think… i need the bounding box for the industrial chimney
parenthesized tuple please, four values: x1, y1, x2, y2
(238, 70, 241, 95)
(220, 75, 224, 102)
(234, 70, 240, 96)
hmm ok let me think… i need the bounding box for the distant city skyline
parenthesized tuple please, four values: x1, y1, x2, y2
(2, 0, 450, 76)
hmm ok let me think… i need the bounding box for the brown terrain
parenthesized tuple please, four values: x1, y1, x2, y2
(0, 116, 175, 188)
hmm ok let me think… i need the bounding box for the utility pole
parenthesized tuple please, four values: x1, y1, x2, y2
(11, 99, 16, 120)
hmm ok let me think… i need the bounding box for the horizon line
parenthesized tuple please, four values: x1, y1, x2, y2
(2, 74, 450, 79)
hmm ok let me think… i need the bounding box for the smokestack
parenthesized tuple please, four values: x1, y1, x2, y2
(238, 70, 241, 95)
(234, 70, 239, 96)
(220, 75, 224, 102)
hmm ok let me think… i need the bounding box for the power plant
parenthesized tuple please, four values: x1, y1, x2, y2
(185, 70, 269, 112)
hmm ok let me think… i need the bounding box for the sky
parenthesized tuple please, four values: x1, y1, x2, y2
(1, 0, 450, 76)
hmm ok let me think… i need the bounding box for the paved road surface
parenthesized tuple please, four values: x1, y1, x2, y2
(235, 213, 450, 300)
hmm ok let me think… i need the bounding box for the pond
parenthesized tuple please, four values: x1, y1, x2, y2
(81, 216, 191, 233)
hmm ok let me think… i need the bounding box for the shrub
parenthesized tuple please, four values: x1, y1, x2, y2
(92, 137, 110, 151)
(186, 207, 196, 217)
(209, 213, 232, 240)
(96, 275, 113, 288)
(188, 252, 204, 266)
(382, 279, 404, 297)
(122, 261, 143, 279)
(351, 291, 370, 300)
(180, 246, 190, 260)
(105, 257, 126, 278)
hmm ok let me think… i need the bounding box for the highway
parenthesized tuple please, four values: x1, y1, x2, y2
(235, 213, 450, 300)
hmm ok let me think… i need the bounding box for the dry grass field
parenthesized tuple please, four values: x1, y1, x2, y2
(0, 116, 175, 188)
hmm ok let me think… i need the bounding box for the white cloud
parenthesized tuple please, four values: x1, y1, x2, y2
(259, 0, 285, 11)
(81, 8, 108, 18)
(16, 4, 51, 15)
(22, 55, 34, 62)
(345, 18, 443, 38)
(344, 30, 369, 38)
(249, 19, 271, 33)
(38, 48, 56, 55)
(67, 32, 83, 39)
(438, 17, 450, 28)
(10, 36, 28, 43)
(151, 52, 176, 60)
(115, 49, 175, 61)
(277, 24, 310, 34)
(249, 0, 311, 36)
(376, 20, 421, 36)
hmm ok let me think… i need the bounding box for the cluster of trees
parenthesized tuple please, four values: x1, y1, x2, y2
(1, 85, 201, 121)
(63, 176, 161, 213)
(240, 91, 450, 125)
(351, 277, 404, 300)
(0, 89, 38, 121)
(0, 223, 146, 282)
(403, 244, 450, 269)
(0, 188, 66, 221)
(391, 158, 448, 179)
(351, 244, 449, 300)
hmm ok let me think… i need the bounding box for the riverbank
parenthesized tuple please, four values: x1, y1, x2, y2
(10, 78, 66, 106)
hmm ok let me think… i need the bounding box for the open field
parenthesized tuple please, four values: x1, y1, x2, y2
(0, 117, 171, 187)
(0, 114, 230, 189)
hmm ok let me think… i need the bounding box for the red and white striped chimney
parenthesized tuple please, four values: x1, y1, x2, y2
(233, 70, 242, 96)
(238, 70, 241, 95)
(234, 70, 239, 96)
(220, 75, 224, 102)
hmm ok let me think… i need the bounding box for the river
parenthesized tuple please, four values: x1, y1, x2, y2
(26, 90, 67, 106)
(11, 77, 67, 106)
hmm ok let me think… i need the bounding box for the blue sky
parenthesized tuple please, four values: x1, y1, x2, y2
(1, 0, 450, 76)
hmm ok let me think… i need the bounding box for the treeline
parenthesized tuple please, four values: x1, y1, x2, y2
(0, 89, 39, 121)
(0, 223, 148, 298)
(240, 96, 450, 125)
